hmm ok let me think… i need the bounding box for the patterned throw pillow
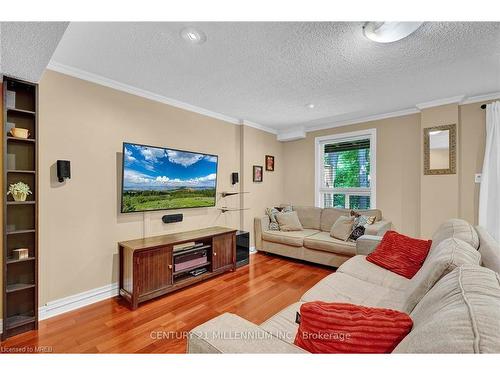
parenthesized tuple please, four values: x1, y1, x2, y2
(265, 207, 280, 230)
(266, 206, 294, 230)
(350, 210, 377, 229)
(348, 226, 365, 242)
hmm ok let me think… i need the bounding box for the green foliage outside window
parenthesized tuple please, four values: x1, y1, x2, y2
(324, 149, 370, 188)
(324, 147, 371, 210)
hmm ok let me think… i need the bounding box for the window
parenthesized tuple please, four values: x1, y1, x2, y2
(315, 129, 376, 210)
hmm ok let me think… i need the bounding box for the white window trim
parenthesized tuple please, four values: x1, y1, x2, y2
(314, 128, 377, 209)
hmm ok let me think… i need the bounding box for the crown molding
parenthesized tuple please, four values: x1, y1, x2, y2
(416, 95, 465, 110)
(43, 63, 500, 138)
(461, 92, 500, 105)
(242, 120, 278, 135)
(46, 61, 275, 135)
(277, 126, 306, 141)
(305, 107, 420, 133)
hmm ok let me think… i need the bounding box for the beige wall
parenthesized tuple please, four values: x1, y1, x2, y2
(282, 114, 422, 236)
(282, 102, 491, 239)
(420, 104, 460, 237)
(459, 101, 490, 226)
(37, 70, 242, 305)
(0, 70, 283, 320)
(241, 125, 284, 246)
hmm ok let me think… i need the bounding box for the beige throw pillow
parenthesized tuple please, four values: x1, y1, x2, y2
(330, 216, 355, 241)
(276, 211, 303, 231)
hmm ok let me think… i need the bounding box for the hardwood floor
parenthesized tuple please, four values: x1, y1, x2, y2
(0, 253, 332, 353)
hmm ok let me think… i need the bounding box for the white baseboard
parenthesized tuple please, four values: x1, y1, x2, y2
(250, 246, 257, 254)
(0, 319, 3, 335)
(38, 283, 119, 321)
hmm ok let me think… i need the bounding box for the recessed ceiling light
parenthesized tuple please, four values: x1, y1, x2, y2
(306, 103, 315, 109)
(363, 22, 423, 43)
(180, 27, 207, 45)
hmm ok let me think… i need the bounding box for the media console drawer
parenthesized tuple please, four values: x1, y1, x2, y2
(118, 226, 237, 309)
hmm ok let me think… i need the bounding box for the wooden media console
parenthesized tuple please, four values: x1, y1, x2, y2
(118, 226, 236, 309)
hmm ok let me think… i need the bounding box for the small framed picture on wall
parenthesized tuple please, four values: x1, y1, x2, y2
(253, 165, 263, 182)
(265, 155, 275, 171)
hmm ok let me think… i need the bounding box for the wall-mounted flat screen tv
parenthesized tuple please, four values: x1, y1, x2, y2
(121, 142, 218, 213)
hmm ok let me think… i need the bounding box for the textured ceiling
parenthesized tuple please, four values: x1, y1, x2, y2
(50, 22, 500, 131)
(0, 22, 68, 82)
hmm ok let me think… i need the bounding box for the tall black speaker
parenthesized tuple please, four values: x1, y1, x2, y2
(236, 230, 249, 267)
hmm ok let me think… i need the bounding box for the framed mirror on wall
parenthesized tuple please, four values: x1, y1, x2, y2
(424, 124, 457, 175)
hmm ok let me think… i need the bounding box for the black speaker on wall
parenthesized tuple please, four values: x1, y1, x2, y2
(57, 160, 71, 183)
(162, 214, 183, 224)
(231, 172, 239, 185)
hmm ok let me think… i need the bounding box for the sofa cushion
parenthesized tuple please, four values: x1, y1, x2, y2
(300, 272, 407, 311)
(432, 218, 479, 250)
(330, 215, 355, 241)
(260, 302, 303, 344)
(293, 206, 322, 230)
(262, 229, 320, 247)
(476, 226, 500, 274)
(188, 312, 306, 353)
(320, 208, 347, 232)
(294, 301, 412, 353)
(319, 208, 383, 233)
(304, 232, 356, 256)
(337, 255, 411, 291)
(393, 265, 500, 353)
(276, 211, 303, 231)
(402, 238, 481, 313)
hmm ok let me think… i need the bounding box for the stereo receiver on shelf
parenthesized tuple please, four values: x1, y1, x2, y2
(174, 247, 209, 272)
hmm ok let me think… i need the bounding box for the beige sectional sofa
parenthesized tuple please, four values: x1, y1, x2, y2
(254, 206, 392, 267)
(188, 219, 500, 353)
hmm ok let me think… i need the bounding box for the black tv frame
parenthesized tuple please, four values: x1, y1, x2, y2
(120, 142, 219, 214)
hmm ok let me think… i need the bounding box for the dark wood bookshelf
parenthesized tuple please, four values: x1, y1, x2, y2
(2, 76, 39, 340)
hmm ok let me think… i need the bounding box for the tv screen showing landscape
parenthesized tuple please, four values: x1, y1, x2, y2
(121, 143, 218, 213)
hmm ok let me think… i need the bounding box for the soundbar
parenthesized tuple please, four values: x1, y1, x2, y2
(162, 213, 183, 224)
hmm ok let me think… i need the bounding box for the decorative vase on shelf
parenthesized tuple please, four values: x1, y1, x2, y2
(7, 182, 32, 202)
(12, 191, 28, 202)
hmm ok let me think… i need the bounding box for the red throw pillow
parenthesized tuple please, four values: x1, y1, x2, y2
(294, 302, 413, 353)
(366, 230, 432, 279)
